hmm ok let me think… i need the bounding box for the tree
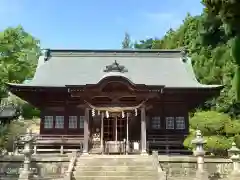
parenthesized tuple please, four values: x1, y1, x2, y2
(202, 0, 240, 101)
(134, 38, 155, 49)
(0, 26, 41, 99)
(132, 13, 239, 118)
(184, 111, 238, 156)
(122, 32, 132, 49)
(0, 26, 41, 152)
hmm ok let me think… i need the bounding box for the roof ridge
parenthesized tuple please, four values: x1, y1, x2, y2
(47, 49, 183, 53)
(46, 50, 184, 58)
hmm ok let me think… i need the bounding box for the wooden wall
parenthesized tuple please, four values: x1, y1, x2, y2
(39, 101, 189, 137)
(39, 105, 85, 135)
(147, 102, 189, 135)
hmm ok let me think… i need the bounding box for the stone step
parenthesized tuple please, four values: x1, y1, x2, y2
(74, 165, 155, 171)
(73, 170, 158, 177)
(76, 162, 153, 166)
(73, 155, 157, 180)
(77, 158, 152, 161)
(73, 176, 157, 180)
(78, 155, 151, 159)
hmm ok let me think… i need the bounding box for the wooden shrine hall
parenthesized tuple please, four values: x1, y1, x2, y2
(8, 49, 222, 154)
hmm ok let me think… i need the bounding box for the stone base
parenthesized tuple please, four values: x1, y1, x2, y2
(228, 171, 240, 180)
(18, 170, 33, 180)
(141, 151, 148, 156)
(194, 170, 208, 180)
(82, 152, 89, 156)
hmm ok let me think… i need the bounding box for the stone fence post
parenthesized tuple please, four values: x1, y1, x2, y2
(191, 130, 208, 180)
(18, 128, 35, 180)
(228, 142, 240, 180)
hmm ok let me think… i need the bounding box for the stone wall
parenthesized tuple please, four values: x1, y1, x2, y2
(159, 155, 232, 179)
(0, 155, 69, 179)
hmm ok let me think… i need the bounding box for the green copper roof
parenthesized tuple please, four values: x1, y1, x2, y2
(8, 49, 222, 88)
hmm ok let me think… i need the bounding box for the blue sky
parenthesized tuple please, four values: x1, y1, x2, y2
(0, 0, 204, 49)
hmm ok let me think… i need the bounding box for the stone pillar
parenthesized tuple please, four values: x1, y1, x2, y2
(83, 108, 89, 155)
(18, 128, 35, 180)
(228, 142, 240, 180)
(141, 107, 147, 155)
(191, 130, 208, 180)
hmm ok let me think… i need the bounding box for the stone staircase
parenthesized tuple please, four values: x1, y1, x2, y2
(72, 155, 159, 180)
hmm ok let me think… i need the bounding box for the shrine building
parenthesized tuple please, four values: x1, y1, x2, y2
(7, 49, 222, 154)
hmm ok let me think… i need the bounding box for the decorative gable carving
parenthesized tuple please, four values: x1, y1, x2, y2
(103, 60, 128, 73)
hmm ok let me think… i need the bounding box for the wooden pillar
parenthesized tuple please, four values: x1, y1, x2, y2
(126, 113, 129, 154)
(100, 112, 104, 154)
(141, 107, 147, 154)
(115, 116, 118, 141)
(83, 108, 89, 154)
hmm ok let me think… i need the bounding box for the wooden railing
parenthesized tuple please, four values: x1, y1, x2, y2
(14, 134, 84, 154)
(147, 134, 189, 154)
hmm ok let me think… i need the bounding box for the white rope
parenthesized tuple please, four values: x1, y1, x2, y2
(84, 100, 146, 112)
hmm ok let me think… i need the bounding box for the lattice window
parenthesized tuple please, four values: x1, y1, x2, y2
(151, 116, 161, 129)
(176, 116, 185, 129)
(44, 116, 53, 129)
(166, 117, 174, 129)
(69, 116, 77, 129)
(55, 116, 64, 129)
(79, 116, 84, 129)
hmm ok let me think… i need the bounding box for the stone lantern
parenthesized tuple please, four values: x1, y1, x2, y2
(191, 130, 208, 180)
(228, 142, 240, 179)
(18, 128, 36, 180)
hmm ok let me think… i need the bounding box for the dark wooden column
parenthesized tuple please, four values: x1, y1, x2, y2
(83, 108, 89, 154)
(141, 107, 147, 154)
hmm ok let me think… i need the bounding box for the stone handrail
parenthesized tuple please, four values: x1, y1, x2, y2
(152, 151, 166, 180)
(63, 151, 79, 180)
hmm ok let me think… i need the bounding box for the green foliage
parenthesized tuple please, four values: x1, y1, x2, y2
(205, 136, 233, 155)
(0, 125, 8, 150)
(0, 26, 41, 152)
(132, 9, 240, 155)
(202, 0, 240, 101)
(184, 111, 237, 155)
(122, 32, 133, 49)
(0, 25, 40, 112)
(232, 37, 240, 100)
(0, 26, 40, 97)
(22, 103, 40, 119)
(134, 12, 239, 118)
(190, 111, 231, 135)
(225, 120, 240, 135)
(134, 38, 155, 49)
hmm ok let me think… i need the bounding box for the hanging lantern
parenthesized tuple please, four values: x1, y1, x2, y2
(135, 108, 138, 116)
(106, 111, 109, 118)
(92, 109, 95, 117)
(122, 111, 125, 118)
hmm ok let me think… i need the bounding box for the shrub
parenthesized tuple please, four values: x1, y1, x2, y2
(190, 111, 231, 135)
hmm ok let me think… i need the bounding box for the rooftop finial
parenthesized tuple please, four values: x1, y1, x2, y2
(43, 49, 51, 62)
(103, 60, 128, 73)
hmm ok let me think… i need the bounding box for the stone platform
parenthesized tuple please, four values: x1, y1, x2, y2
(72, 155, 159, 180)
